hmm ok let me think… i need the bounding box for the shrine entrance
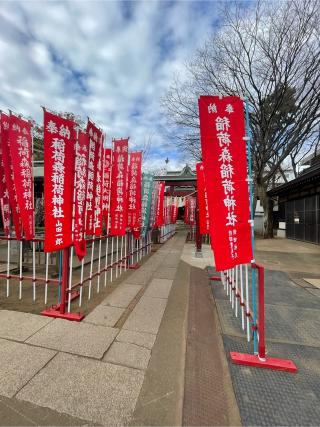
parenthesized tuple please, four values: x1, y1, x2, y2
(154, 164, 203, 255)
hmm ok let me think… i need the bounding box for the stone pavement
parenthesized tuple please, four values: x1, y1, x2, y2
(0, 233, 193, 425)
(3, 232, 318, 426)
(0, 231, 241, 426)
(209, 238, 320, 426)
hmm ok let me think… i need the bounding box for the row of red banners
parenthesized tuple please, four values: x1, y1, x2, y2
(0, 112, 34, 241)
(0, 109, 179, 261)
(198, 95, 253, 271)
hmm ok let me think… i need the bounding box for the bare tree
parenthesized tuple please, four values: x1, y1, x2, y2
(162, 0, 320, 237)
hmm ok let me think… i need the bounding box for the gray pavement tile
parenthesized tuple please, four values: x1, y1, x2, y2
(123, 296, 167, 334)
(305, 288, 320, 299)
(153, 267, 177, 280)
(116, 330, 156, 350)
(16, 352, 145, 426)
(0, 395, 94, 426)
(125, 270, 153, 285)
(102, 284, 142, 308)
(0, 310, 53, 342)
(103, 341, 151, 370)
(26, 319, 118, 359)
(0, 338, 56, 398)
(84, 305, 125, 327)
(223, 335, 320, 426)
(144, 278, 173, 299)
(216, 299, 320, 347)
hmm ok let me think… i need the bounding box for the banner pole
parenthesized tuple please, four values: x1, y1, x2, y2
(19, 240, 23, 300)
(244, 98, 258, 353)
(110, 237, 114, 282)
(116, 236, 119, 278)
(45, 252, 49, 305)
(6, 237, 10, 297)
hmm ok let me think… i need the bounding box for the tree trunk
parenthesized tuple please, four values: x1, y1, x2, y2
(257, 183, 274, 238)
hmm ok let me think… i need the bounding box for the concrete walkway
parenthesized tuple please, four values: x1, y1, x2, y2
(0, 233, 189, 426)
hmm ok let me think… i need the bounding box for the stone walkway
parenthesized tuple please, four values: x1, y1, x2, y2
(0, 233, 189, 426)
(209, 238, 320, 426)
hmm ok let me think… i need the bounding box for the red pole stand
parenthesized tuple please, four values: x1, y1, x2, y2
(41, 247, 85, 322)
(230, 263, 298, 373)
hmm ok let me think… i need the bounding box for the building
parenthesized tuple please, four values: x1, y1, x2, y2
(268, 160, 320, 245)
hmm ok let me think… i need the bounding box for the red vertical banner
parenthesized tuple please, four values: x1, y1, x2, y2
(109, 139, 129, 236)
(0, 124, 11, 236)
(198, 95, 253, 270)
(74, 130, 89, 260)
(127, 152, 142, 239)
(0, 113, 22, 239)
(43, 110, 76, 252)
(9, 115, 34, 240)
(184, 197, 189, 224)
(196, 162, 210, 234)
(155, 181, 165, 227)
(85, 120, 102, 235)
(102, 148, 112, 231)
(188, 197, 196, 225)
(93, 133, 103, 236)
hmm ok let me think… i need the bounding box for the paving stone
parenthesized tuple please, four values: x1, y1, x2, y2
(116, 329, 156, 350)
(123, 296, 167, 334)
(103, 341, 151, 370)
(223, 336, 320, 426)
(84, 305, 125, 327)
(125, 270, 153, 285)
(153, 267, 177, 280)
(144, 278, 173, 299)
(16, 352, 145, 426)
(102, 284, 142, 308)
(0, 310, 53, 342)
(0, 338, 56, 398)
(26, 319, 118, 359)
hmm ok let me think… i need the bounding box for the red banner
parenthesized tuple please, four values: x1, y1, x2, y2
(198, 95, 252, 270)
(43, 110, 76, 252)
(155, 181, 165, 227)
(196, 162, 210, 234)
(74, 130, 89, 260)
(127, 152, 142, 239)
(102, 148, 112, 231)
(9, 115, 34, 240)
(109, 139, 129, 236)
(0, 125, 11, 236)
(0, 113, 22, 239)
(188, 197, 196, 225)
(85, 120, 103, 235)
(184, 197, 189, 224)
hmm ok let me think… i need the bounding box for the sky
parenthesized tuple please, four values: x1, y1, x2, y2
(0, 0, 224, 171)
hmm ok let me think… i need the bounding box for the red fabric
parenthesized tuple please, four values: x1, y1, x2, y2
(0, 123, 11, 236)
(74, 130, 89, 260)
(0, 113, 22, 239)
(101, 148, 112, 231)
(9, 115, 34, 240)
(155, 181, 165, 227)
(85, 120, 103, 235)
(196, 162, 210, 234)
(127, 151, 142, 239)
(93, 132, 103, 236)
(109, 139, 129, 236)
(184, 197, 189, 224)
(127, 152, 142, 238)
(198, 95, 253, 271)
(188, 197, 196, 225)
(43, 111, 76, 252)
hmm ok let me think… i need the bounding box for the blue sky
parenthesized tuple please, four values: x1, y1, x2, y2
(0, 0, 225, 171)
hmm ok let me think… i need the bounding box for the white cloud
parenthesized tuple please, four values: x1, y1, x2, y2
(0, 0, 220, 169)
